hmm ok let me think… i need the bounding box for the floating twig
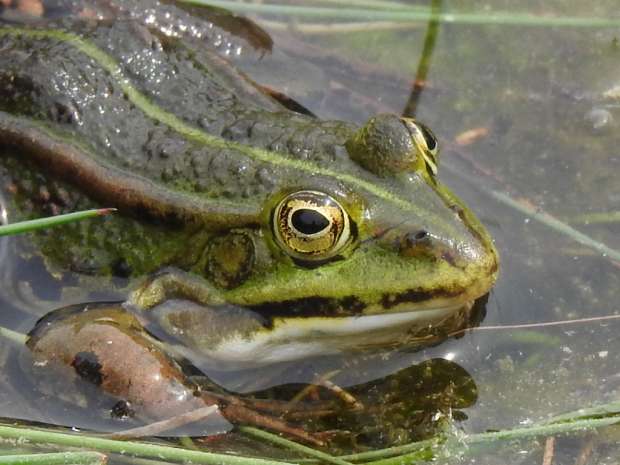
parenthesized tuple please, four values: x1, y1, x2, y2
(542, 436, 555, 465)
(105, 406, 219, 440)
(454, 127, 490, 146)
(315, 377, 363, 412)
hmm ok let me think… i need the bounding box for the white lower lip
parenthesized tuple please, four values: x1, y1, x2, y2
(194, 303, 467, 369)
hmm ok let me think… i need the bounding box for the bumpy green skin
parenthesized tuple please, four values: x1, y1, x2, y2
(346, 114, 424, 176)
(0, 4, 498, 359)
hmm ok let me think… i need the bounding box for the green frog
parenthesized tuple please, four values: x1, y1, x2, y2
(0, 1, 498, 372)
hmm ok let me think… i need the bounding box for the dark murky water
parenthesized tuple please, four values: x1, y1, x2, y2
(1, 1, 620, 464)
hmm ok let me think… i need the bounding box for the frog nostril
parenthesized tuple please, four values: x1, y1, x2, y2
(413, 230, 428, 241)
(449, 204, 464, 216)
(403, 230, 429, 248)
(400, 230, 435, 259)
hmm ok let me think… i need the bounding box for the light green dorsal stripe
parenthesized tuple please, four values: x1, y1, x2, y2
(0, 27, 417, 212)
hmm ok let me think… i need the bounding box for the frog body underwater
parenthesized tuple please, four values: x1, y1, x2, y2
(0, 0, 498, 370)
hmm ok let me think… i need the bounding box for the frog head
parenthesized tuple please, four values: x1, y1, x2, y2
(148, 114, 498, 366)
(244, 114, 496, 309)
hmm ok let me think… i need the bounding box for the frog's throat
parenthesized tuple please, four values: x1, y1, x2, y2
(0, 26, 461, 232)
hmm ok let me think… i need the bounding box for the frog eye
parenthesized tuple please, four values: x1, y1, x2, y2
(346, 114, 440, 177)
(402, 118, 439, 175)
(273, 190, 352, 262)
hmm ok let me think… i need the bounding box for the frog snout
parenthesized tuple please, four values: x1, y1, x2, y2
(397, 229, 495, 277)
(397, 229, 449, 262)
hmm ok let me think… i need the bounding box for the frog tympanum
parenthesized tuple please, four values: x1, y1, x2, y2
(0, 0, 498, 438)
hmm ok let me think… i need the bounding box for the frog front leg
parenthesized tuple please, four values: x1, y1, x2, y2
(128, 267, 225, 310)
(126, 268, 268, 369)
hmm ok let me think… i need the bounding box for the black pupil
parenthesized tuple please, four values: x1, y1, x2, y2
(419, 124, 437, 151)
(291, 209, 330, 235)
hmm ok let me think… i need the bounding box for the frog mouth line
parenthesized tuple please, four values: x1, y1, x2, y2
(246, 283, 489, 322)
(205, 301, 478, 367)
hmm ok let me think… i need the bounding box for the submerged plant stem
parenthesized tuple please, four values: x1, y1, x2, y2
(309, 0, 427, 12)
(0, 452, 106, 465)
(358, 413, 620, 465)
(239, 427, 353, 465)
(489, 191, 620, 262)
(335, 438, 440, 462)
(0, 425, 293, 465)
(441, 158, 620, 263)
(286, 403, 620, 464)
(568, 211, 620, 225)
(182, 1, 620, 28)
(258, 19, 418, 34)
(402, 0, 442, 117)
(0, 326, 27, 345)
(0, 403, 618, 465)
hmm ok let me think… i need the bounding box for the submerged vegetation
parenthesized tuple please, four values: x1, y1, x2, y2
(0, 401, 619, 464)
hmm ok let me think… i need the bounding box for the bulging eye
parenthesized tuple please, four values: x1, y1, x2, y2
(403, 119, 438, 155)
(402, 118, 439, 175)
(273, 190, 352, 262)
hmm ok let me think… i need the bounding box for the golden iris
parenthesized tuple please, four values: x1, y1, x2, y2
(402, 118, 439, 175)
(273, 190, 351, 262)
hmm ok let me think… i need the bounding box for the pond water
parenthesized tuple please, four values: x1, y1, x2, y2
(1, 1, 620, 464)
(239, 2, 620, 462)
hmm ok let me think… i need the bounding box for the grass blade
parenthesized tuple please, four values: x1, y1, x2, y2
(181, 1, 620, 28)
(0, 425, 293, 465)
(239, 426, 353, 465)
(0, 326, 27, 345)
(0, 209, 115, 237)
(0, 452, 107, 465)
